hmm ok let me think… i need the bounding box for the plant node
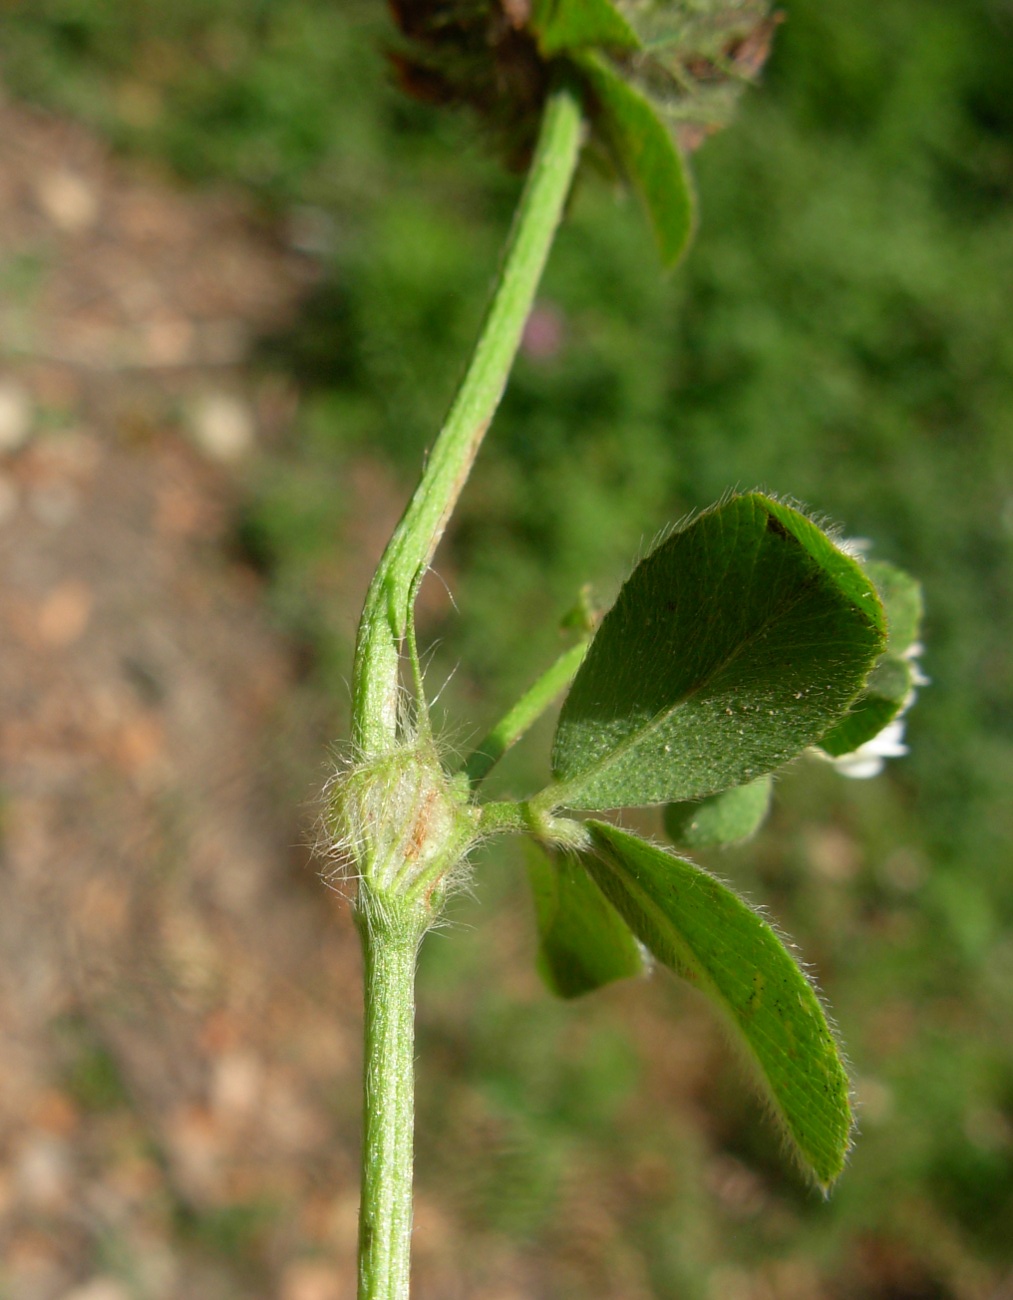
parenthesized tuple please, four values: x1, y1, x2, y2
(325, 740, 480, 917)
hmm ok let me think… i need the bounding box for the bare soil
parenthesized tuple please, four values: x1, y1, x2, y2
(0, 98, 371, 1300)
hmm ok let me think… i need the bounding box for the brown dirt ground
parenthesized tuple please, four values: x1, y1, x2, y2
(0, 99, 376, 1300)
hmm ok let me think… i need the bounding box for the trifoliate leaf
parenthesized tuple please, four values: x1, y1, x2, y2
(526, 840, 646, 998)
(664, 775, 773, 849)
(532, 0, 640, 57)
(548, 493, 886, 811)
(578, 52, 695, 268)
(585, 821, 853, 1190)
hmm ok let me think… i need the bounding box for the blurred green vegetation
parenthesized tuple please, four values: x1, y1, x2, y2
(4, 0, 1012, 1293)
(55, 1014, 132, 1113)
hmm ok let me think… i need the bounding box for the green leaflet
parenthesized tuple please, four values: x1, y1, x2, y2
(577, 52, 695, 269)
(585, 821, 853, 1190)
(868, 559, 924, 655)
(548, 493, 885, 811)
(526, 840, 646, 999)
(819, 559, 924, 758)
(532, 0, 640, 57)
(665, 774, 773, 849)
(818, 658, 912, 757)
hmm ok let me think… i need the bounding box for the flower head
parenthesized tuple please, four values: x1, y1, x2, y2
(389, 0, 777, 149)
(388, 0, 548, 165)
(388, 0, 779, 263)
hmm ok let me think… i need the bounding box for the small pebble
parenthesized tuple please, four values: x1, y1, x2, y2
(60, 1279, 131, 1300)
(37, 579, 94, 647)
(280, 1261, 346, 1300)
(143, 315, 194, 367)
(0, 379, 34, 453)
(17, 1136, 73, 1211)
(35, 169, 100, 232)
(188, 392, 255, 462)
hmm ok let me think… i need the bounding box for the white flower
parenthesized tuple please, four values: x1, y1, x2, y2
(904, 641, 930, 688)
(821, 625, 929, 779)
(828, 718, 909, 780)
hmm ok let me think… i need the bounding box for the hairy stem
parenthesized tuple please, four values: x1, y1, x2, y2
(352, 81, 586, 1300)
(351, 80, 585, 753)
(357, 904, 425, 1300)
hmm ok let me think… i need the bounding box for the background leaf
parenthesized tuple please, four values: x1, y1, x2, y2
(526, 840, 646, 998)
(585, 821, 853, 1189)
(664, 774, 773, 849)
(578, 52, 695, 269)
(550, 493, 885, 810)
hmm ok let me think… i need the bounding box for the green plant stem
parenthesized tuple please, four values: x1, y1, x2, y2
(351, 79, 585, 754)
(357, 905, 426, 1300)
(462, 639, 589, 787)
(478, 799, 593, 850)
(352, 81, 586, 1300)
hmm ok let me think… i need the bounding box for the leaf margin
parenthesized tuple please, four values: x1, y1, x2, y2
(583, 819, 854, 1191)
